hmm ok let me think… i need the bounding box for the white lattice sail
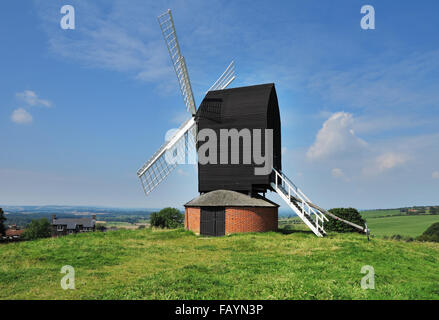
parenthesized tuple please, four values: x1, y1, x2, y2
(158, 10, 197, 115)
(137, 118, 196, 195)
(137, 10, 237, 197)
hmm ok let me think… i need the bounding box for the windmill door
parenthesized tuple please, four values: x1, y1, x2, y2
(200, 207, 225, 237)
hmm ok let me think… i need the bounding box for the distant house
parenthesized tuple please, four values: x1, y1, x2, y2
(51, 215, 96, 236)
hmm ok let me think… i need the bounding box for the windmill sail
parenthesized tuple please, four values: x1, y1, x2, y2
(207, 61, 236, 92)
(158, 10, 197, 115)
(137, 118, 196, 195)
(138, 10, 237, 197)
(137, 63, 237, 196)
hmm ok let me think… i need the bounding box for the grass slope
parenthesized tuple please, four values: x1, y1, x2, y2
(367, 215, 439, 238)
(1, 229, 438, 300)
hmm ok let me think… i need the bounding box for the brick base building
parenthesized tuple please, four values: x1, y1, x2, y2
(184, 190, 278, 236)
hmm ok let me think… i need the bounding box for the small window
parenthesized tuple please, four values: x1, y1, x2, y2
(57, 225, 64, 231)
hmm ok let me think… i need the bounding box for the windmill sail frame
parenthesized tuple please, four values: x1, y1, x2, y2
(137, 10, 236, 197)
(137, 118, 196, 195)
(158, 10, 197, 115)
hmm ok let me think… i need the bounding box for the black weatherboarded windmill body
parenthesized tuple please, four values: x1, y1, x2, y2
(137, 9, 369, 237)
(196, 83, 281, 195)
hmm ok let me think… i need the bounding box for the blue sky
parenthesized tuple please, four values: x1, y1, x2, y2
(1, 0, 438, 209)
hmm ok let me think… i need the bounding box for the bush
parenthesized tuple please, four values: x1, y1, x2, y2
(325, 208, 366, 233)
(0, 208, 6, 236)
(150, 208, 184, 229)
(96, 224, 107, 232)
(417, 222, 439, 242)
(22, 218, 52, 240)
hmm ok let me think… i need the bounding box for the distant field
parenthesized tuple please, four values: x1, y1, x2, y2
(1, 228, 438, 300)
(280, 210, 439, 238)
(361, 209, 402, 218)
(367, 215, 439, 238)
(101, 221, 134, 227)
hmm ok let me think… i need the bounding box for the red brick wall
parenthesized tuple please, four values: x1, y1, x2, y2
(225, 207, 278, 234)
(185, 207, 200, 233)
(185, 206, 277, 235)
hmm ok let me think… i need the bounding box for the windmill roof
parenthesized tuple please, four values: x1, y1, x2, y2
(184, 190, 279, 208)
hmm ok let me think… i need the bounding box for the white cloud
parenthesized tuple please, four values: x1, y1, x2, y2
(307, 112, 367, 160)
(433, 171, 439, 179)
(376, 152, 407, 171)
(34, 1, 174, 86)
(332, 168, 344, 178)
(11, 108, 33, 124)
(304, 51, 439, 113)
(16, 90, 52, 107)
(363, 152, 408, 176)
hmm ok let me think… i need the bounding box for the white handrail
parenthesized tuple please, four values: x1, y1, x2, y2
(272, 168, 328, 237)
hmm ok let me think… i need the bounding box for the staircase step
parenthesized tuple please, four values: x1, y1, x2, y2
(271, 169, 326, 237)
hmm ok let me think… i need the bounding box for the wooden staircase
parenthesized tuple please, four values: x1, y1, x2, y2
(271, 168, 328, 237)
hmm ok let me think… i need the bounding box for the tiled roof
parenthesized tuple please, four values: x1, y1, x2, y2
(185, 190, 279, 207)
(5, 229, 25, 237)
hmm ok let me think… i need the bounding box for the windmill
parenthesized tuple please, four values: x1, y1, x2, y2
(136, 9, 236, 196)
(137, 9, 369, 238)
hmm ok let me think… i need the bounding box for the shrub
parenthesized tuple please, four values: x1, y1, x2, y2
(150, 208, 184, 229)
(96, 224, 107, 232)
(417, 222, 439, 243)
(325, 208, 366, 233)
(22, 218, 52, 240)
(0, 208, 6, 236)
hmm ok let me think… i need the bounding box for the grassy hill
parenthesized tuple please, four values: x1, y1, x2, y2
(1, 228, 439, 300)
(366, 215, 439, 238)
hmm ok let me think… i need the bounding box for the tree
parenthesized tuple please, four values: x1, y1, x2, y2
(150, 208, 184, 229)
(22, 218, 52, 240)
(0, 208, 6, 236)
(417, 222, 439, 243)
(325, 208, 366, 233)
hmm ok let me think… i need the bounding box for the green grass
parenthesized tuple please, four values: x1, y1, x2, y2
(1, 228, 438, 300)
(367, 215, 439, 238)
